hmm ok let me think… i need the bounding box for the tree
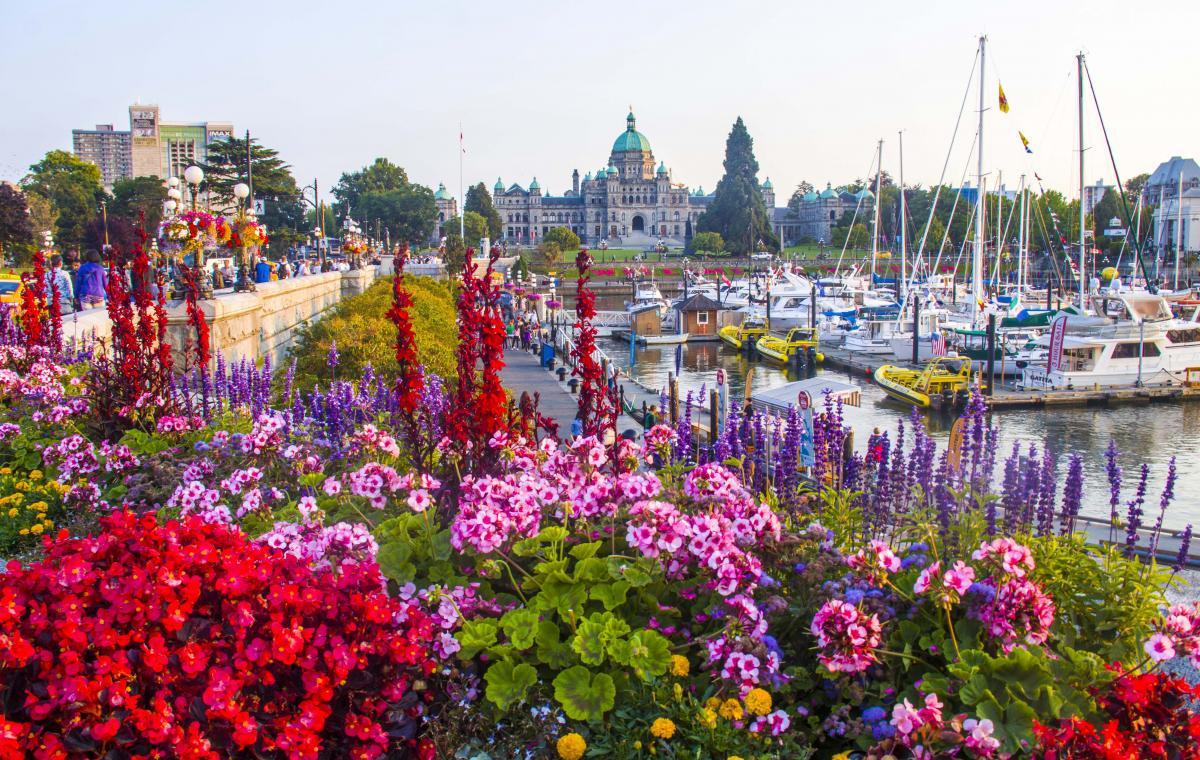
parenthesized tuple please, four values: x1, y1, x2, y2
(833, 223, 869, 250)
(543, 226, 580, 251)
(442, 212, 489, 246)
(110, 176, 167, 233)
(21, 150, 104, 250)
(1091, 189, 1122, 255)
(692, 231, 724, 254)
(696, 118, 778, 255)
(332, 158, 410, 215)
(787, 181, 815, 212)
(1125, 173, 1150, 199)
(0, 184, 33, 262)
(538, 240, 562, 265)
(201, 136, 305, 252)
(465, 183, 503, 240)
(443, 232, 467, 275)
(359, 186, 437, 244)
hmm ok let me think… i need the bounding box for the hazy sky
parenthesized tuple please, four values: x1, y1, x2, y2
(2, 0, 1196, 204)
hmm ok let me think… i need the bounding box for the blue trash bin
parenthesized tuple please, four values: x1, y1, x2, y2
(540, 343, 556, 368)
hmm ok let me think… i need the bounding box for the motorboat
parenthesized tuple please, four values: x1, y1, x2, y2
(874, 356, 973, 408)
(755, 327, 823, 365)
(718, 317, 768, 351)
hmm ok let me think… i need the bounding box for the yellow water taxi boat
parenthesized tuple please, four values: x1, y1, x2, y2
(873, 356, 972, 407)
(718, 319, 769, 351)
(754, 327, 824, 365)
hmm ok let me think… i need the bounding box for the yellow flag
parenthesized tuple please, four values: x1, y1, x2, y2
(998, 83, 1010, 113)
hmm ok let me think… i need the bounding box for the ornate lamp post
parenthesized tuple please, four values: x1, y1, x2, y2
(181, 165, 213, 299)
(232, 182, 255, 292)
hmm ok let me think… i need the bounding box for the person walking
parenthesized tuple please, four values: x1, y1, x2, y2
(44, 254, 75, 313)
(255, 258, 272, 284)
(505, 320, 516, 350)
(74, 250, 108, 309)
(211, 263, 225, 290)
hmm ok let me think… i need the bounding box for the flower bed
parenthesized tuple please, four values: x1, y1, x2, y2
(0, 246, 1197, 758)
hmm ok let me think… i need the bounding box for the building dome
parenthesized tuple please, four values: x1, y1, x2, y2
(854, 188, 875, 201)
(607, 165, 619, 177)
(529, 176, 540, 191)
(656, 161, 667, 175)
(434, 182, 451, 201)
(819, 182, 838, 200)
(803, 191, 818, 202)
(494, 177, 504, 192)
(612, 111, 652, 154)
(583, 171, 592, 181)
(762, 177, 773, 189)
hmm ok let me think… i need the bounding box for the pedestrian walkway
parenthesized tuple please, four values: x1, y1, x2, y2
(500, 345, 640, 437)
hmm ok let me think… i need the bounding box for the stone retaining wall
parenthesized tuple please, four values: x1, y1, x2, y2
(60, 265, 383, 369)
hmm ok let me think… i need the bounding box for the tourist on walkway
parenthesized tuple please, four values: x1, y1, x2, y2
(255, 259, 272, 284)
(43, 254, 74, 313)
(643, 404, 659, 430)
(75, 250, 108, 309)
(520, 323, 531, 351)
(505, 320, 516, 349)
(211, 263, 225, 290)
(570, 412, 584, 439)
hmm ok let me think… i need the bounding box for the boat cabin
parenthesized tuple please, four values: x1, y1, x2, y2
(674, 293, 721, 338)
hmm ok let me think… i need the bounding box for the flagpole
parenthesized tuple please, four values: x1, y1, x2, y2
(972, 35, 986, 327)
(459, 123, 465, 241)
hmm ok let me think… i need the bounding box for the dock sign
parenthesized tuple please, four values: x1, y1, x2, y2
(797, 390, 811, 410)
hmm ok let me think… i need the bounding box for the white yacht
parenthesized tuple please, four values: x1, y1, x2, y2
(1018, 294, 1200, 389)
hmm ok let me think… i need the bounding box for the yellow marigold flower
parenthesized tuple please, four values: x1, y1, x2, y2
(744, 688, 772, 716)
(650, 718, 676, 740)
(29, 470, 42, 480)
(6, 508, 16, 518)
(634, 741, 642, 750)
(831, 754, 851, 760)
(1, 467, 11, 475)
(29, 501, 47, 512)
(30, 523, 43, 535)
(15, 481, 29, 491)
(19, 528, 29, 536)
(718, 699, 743, 721)
(705, 697, 722, 712)
(670, 654, 690, 677)
(698, 708, 718, 728)
(556, 733, 586, 760)
(728, 756, 746, 760)
(8, 493, 23, 504)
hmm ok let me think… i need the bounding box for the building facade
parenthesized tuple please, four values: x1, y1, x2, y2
(772, 183, 873, 246)
(1082, 179, 1112, 216)
(1148, 156, 1200, 256)
(432, 183, 458, 242)
(489, 111, 774, 248)
(71, 125, 132, 191)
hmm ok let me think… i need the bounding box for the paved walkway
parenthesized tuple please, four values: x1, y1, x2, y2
(501, 345, 640, 437)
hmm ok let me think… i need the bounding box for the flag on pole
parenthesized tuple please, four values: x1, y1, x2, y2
(1019, 131, 1033, 154)
(460, 129, 465, 153)
(1034, 172, 1043, 182)
(931, 332, 947, 357)
(998, 83, 1010, 113)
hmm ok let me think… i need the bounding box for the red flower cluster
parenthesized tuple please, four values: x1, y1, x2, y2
(87, 233, 175, 435)
(179, 264, 210, 369)
(0, 511, 438, 759)
(1034, 668, 1200, 758)
(387, 243, 424, 418)
(571, 249, 617, 438)
(19, 249, 48, 350)
(446, 247, 508, 459)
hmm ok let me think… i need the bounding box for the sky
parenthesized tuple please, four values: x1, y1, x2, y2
(2, 0, 1197, 205)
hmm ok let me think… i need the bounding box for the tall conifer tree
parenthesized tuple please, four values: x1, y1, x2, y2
(697, 117, 777, 255)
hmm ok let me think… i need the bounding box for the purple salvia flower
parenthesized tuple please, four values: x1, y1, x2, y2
(327, 339, 339, 370)
(1060, 454, 1083, 535)
(1105, 439, 1122, 543)
(1149, 456, 1178, 557)
(1123, 463, 1149, 557)
(1000, 441, 1021, 531)
(1174, 524, 1192, 572)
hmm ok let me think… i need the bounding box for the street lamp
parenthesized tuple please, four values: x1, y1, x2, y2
(232, 182, 255, 292)
(180, 165, 212, 299)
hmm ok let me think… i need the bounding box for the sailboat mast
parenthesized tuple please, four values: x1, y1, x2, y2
(871, 139, 883, 280)
(1176, 171, 1184, 290)
(996, 170, 1003, 284)
(972, 35, 987, 324)
(1077, 52, 1086, 307)
(899, 130, 906, 299)
(1018, 176, 1027, 291)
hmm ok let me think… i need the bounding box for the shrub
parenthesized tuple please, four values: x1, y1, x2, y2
(0, 511, 438, 758)
(290, 276, 457, 390)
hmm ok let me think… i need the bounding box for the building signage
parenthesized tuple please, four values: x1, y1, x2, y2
(131, 110, 157, 141)
(1047, 316, 1068, 373)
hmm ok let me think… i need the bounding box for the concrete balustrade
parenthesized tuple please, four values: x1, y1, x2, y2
(59, 265, 383, 369)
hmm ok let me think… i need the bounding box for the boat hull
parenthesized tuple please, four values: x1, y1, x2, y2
(873, 366, 933, 407)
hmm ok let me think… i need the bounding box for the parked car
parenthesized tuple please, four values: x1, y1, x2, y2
(0, 274, 23, 308)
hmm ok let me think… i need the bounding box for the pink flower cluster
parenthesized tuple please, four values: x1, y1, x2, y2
(913, 559, 976, 598)
(351, 424, 401, 458)
(346, 462, 405, 509)
(749, 710, 792, 736)
(891, 692, 943, 739)
(238, 412, 286, 454)
(399, 583, 507, 659)
(972, 537, 1035, 578)
(810, 598, 883, 673)
(258, 520, 379, 571)
(966, 539, 1055, 653)
(155, 414, 205, 434)
(846, 539, 901, 580)
(1145, 602, 1200, 664)
(41, 434, 99, 481)
(644, 424, 678, 455)
(168, 481, 230, 524)
(99, 441, 140, 473)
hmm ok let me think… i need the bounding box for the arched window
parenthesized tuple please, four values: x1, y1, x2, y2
(674, 211, 680, 220)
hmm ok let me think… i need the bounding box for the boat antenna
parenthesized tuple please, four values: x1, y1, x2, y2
(1081, 58, 1154, 292)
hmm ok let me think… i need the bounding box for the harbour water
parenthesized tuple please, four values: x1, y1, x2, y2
(601, 338, 1200, 530)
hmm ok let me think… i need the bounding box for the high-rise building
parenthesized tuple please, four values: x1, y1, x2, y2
(71, 124, 132, 191)
(128, 104, 233, 183)
(1083, 179, 1112, 216)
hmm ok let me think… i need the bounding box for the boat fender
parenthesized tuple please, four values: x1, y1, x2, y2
(1016, 360, 1027, 369)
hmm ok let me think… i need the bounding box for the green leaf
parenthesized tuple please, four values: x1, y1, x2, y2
(501, 608, 540, 650)
(569, 541, 601, 561)
(553, 666, 616, 721)
(456, 619, 499, 660)
(536, 620, 576, 669)
(511, 536, 543, 557)
(624, 629, 671, 681)
(571, 616, 608, 665)
(375, 542, 415, 584)
(536, 575, 588, 616)
(484, 660, 538, 710)
(537, 526, 568, 543)
(606, 557, 653, 587)
(589, 581, 631, 611)
(573, 557, 609, 583)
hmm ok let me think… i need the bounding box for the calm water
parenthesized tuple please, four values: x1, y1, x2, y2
(601, 338, 1200, 530)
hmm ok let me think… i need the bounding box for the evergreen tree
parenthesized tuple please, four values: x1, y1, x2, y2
(697, 118, 778, 255)
(200, 136, 304, 251)
(465, 183, 503, 240)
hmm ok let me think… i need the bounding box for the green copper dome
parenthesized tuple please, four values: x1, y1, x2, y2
(434, 182, 451, 200)
(819, 182, 838, 199)
(656, 162, 667, 175)
(494, 177, 504, 191)
(529, 177, 540, 191)
(612, 111, 652, 154)
(762, 177, 773, 189)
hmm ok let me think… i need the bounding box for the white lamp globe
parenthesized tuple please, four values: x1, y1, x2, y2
(164, 200, 177, 212)
(183, 165, 204, 185)
(167, 188, 182, 200)
(167, 177, 180, 188)
(233, 183, 250, 200)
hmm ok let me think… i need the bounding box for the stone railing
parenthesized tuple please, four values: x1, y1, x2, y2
(61, 266, 382, 369)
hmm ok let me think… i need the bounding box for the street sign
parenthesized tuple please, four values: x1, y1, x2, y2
(716, 368, 726, 386)
(253, 199, 266, 215)
(797, 390, 811, 410)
